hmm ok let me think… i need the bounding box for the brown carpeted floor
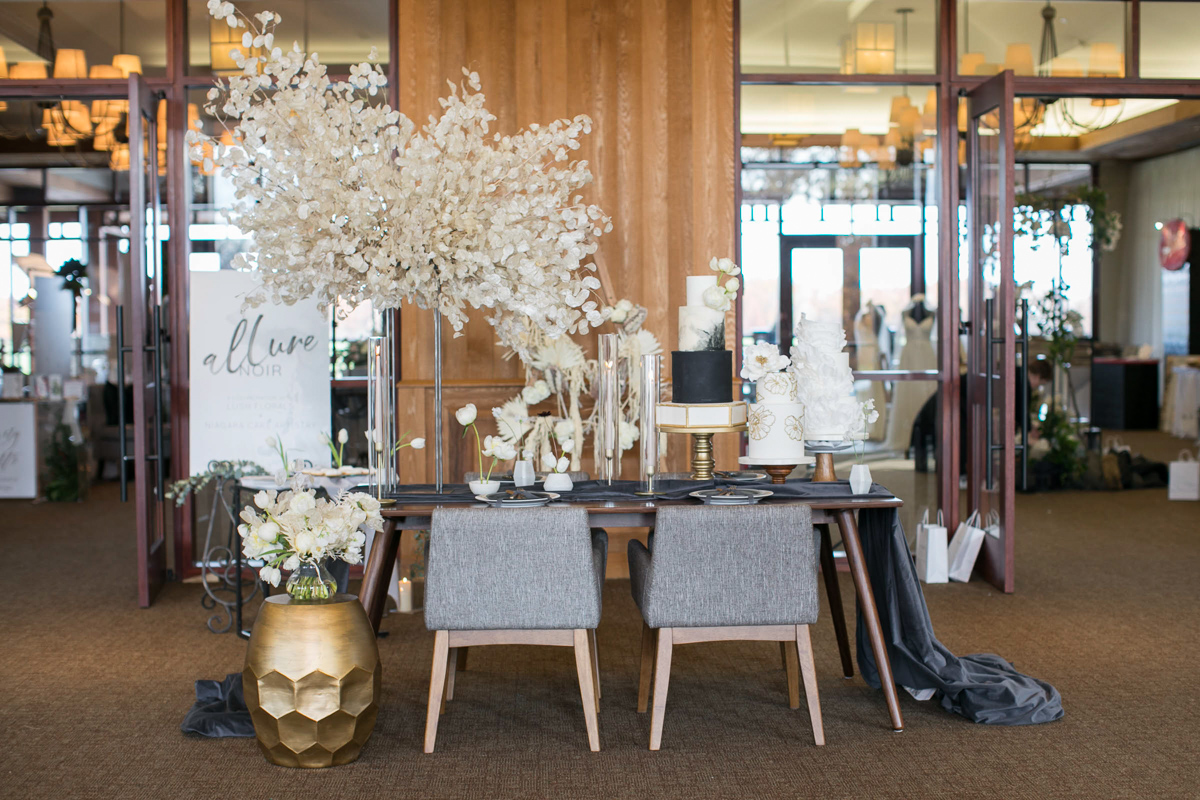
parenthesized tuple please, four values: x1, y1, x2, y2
(1, 430, 1198, 799)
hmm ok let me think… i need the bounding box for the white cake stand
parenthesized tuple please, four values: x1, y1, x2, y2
(739, 455, 815, 485)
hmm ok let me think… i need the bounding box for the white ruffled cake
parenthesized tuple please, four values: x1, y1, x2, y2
(747, 371, 808, 461)
(791, 315, 868, 441)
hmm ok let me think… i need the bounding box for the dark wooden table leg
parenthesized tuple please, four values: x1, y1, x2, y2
(361, 519, 400, 633)
(837, 509, 904, 732)
(818, 524, 854, 679)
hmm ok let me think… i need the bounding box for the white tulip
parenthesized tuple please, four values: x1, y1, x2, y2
(561, 439, 574, 454)
(260, 565, 282, 587)
(254, 490, 271, 509)
(456, 404, 477, 426)
(556, 455, 570, 473)
(410, 438, 426, 450)
(542, 453, 558, 472)
(337, 428, 349, 444)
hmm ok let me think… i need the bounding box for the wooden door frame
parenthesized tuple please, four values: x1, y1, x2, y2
(965, 71, 1016, 593)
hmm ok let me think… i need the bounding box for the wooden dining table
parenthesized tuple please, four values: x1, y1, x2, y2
(362, 492, 907, 732)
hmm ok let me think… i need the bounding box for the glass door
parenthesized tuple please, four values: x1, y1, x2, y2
(964, 71, 1016, 593)
(122, 74, 169, 607)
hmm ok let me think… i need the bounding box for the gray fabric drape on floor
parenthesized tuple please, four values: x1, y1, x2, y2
(854, 508, 1064, 725)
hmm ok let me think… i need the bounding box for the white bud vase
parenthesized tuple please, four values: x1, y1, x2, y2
(543, 472, 573, 492)
(469, 479, 501, 496)
(849, 464, 872, 495)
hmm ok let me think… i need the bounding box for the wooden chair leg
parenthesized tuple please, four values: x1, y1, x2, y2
(649, 627, 673, 751)
(795, 624, 825, 746)
(424, 630, 450, 753)
(442, 647, 458, 711)
(637, 621, 654, 713)
(588, 628, 601, 710)
(573, 629, 601, 751)
(779, 641, 789, 670)
(784, 639, 801, 710)
(456, 647, 468, 672)
(819, 523, 855, 679)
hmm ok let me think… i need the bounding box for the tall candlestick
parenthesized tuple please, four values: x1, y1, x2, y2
(639, 354, 661, 494)
(597, 333, 620, 483)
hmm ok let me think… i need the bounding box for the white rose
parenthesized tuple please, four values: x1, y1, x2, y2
(410, 438, 426, 450)
(257, 520, 281, 542)
(294, 531, 316, 555)
(456, 403, 477, 426)
(608, 306, 628, 324)
(521, 380, 552, 405)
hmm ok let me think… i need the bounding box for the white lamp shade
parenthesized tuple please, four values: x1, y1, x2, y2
(1050, 57, 1084, 77)
(1089, 43, 1122, 77)
(112, 54, 142, 77)
(53, 49, 88, 79)
(888, 95, 911, 125)
(959, 52, 985, 76)
(1004, 44, 1035, 76)
(11, 61, 49, 80)
(0, 46, 8, 78)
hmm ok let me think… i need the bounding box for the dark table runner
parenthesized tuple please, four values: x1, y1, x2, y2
(854, 508, 1064, 725)
(384, 477, 895, 504)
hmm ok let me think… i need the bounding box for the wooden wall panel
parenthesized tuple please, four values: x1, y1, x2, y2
(395, 0, 736, 480)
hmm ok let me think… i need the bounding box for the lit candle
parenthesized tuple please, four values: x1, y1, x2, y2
(398, 577, 413, 613)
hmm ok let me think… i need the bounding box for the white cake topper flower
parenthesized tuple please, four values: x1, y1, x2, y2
(702, 257, 740, 312)
(741, 342, 790, 382)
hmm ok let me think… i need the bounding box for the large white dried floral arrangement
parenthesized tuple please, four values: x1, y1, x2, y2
(187, 0, 612, 343)
(489, 298, 663, 472)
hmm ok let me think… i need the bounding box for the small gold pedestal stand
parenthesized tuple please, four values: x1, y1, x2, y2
(658, 423, 748, 480)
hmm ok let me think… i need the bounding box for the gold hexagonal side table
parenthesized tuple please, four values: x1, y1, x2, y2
(243, 594, 381, 768)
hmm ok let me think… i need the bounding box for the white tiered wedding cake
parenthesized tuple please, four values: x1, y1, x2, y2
(791, 315, 876, 441)
(747, 370, 808, 461)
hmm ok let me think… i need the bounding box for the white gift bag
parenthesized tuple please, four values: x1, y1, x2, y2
(1168, 450, 1200, 501)
(947, 510, 987, 583)
(915, 509, 948, 584)
(984, 509, 1001, 539)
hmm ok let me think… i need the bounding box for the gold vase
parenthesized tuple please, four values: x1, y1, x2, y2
(243, 594, 381, 768)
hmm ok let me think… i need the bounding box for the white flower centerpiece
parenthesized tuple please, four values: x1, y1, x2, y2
(187, 0, 613, 489)
(239, 488, 385, 601)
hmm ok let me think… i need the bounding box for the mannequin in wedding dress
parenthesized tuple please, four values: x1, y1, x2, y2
(854, 302, 888, 440)
(885, 295, 937, 452)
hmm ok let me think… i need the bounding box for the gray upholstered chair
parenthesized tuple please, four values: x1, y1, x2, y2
(423, 506, 607, 753)
(628, 504, 823, 750)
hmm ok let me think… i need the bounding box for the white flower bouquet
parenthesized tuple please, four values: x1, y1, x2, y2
(239, 488, 384, 600)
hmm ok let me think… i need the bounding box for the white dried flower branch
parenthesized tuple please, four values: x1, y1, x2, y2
(187, 1, 613, 342)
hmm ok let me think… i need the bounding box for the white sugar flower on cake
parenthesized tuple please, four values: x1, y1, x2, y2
(741, 342, 790, 382)
(790, 314, 877, 441)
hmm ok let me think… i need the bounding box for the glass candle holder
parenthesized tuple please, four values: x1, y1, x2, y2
(366, 329, 396, 498)
(596, 333, 620, 483)
(639, 354, 661, 493)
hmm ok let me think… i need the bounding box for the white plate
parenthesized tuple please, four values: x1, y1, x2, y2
(239, 476, 290, 491)
(690, 488, 767, 505)
(476, 491, 561, 507)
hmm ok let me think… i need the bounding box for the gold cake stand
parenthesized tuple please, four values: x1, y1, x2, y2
(658, 422, 748, 480)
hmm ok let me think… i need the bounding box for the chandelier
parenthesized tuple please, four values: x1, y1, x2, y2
(959, 1, 1126, 140)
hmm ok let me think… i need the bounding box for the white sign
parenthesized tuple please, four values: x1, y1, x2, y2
(189, 270, 331, 474)
(0, 402, 37, 499)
